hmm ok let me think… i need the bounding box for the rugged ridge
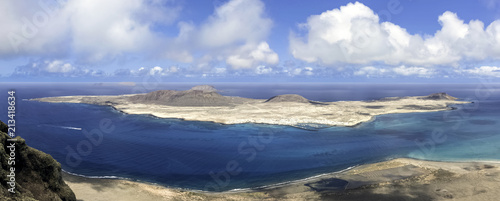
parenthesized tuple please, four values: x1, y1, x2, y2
(265, 94, 311, 103)
(128, 85, 253, 106)
(0, 121, 76, 201)
(421, 92, 458, 100)
(189, 85, 217, 92)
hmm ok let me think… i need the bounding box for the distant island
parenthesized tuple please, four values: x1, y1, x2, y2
(33, 85, 468, 127)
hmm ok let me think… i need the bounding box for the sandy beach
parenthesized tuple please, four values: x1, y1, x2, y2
(63, 158, 500, 201)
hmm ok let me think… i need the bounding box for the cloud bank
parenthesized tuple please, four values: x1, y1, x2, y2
(2, 0, 500, 80)
(290, 1, 500, 67)
(1, 0, 182, 62)
(1, 0, 278, 70)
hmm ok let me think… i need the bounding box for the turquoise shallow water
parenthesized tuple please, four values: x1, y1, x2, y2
(1, 83, 499, 191)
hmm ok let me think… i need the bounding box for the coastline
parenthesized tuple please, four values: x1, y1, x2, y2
(31, 88, 496, 200)
(63, 157, 500, 201)
(33, 92, 470, 127)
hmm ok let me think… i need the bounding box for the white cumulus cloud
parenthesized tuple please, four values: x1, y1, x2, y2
(1, 0, 181, 62)
(226, 42, 279, 69)
(353, 66, 387, 76)
(123, 65, 180, 77)
(45, 60, 75, 73)
(1, 0, 278, 73)
(354, 65, 435, 78)
(195, 0, 278, 69)
(198, 0, 272, 48)
(285, 66, 314, 76)
(149, 66, 163, 75)
(290, 2, 500, 67)
(459, 66, 500, 77)
(12, 60, 103, 77)
(255, 65, 273, 74)
(392, 66, 435, 77)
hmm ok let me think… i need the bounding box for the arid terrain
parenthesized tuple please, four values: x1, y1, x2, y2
(63, 158, 500, 201)
(33, 85, 468, 127)
(32, 85, 498, 201)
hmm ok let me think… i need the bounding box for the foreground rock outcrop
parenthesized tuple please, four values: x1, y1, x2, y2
(0, 121, 76, 201)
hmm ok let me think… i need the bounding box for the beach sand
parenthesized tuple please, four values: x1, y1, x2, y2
(63, 158, 500, 201)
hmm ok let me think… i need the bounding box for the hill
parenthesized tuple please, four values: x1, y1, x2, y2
(265, 94, 311, 103)
(128, 85, 253, 106)
(421, 92, 458, 100)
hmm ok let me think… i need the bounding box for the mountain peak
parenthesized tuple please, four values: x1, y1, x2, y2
(189, 85, 217, 92)
(422, 92, 458, 100)
(265, 94, 311, 103)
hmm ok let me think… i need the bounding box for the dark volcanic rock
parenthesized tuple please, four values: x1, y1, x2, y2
(189, 85, 217, 92)
(265, 94, 310, 103)
(365, 105, 385, 109)
(421, 93, 458, 100)
(129, 85, 248, 106)
(0, 121, 76, 201)
(0, 122, 7, 133)
(399, 105, 444, 110)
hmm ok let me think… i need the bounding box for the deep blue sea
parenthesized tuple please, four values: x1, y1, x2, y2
(1, 82, 499, 191)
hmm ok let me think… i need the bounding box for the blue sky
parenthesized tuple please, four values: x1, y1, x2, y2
(1, 0, 500, 82)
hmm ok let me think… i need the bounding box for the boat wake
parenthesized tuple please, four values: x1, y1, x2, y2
(39, 124, 83, 131)
(60, 126, 83, 130)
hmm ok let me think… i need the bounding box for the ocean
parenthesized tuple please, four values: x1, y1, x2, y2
(1, 82, 499, 191)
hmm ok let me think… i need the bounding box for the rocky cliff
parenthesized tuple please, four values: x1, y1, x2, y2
(0, 121, 76, 201)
